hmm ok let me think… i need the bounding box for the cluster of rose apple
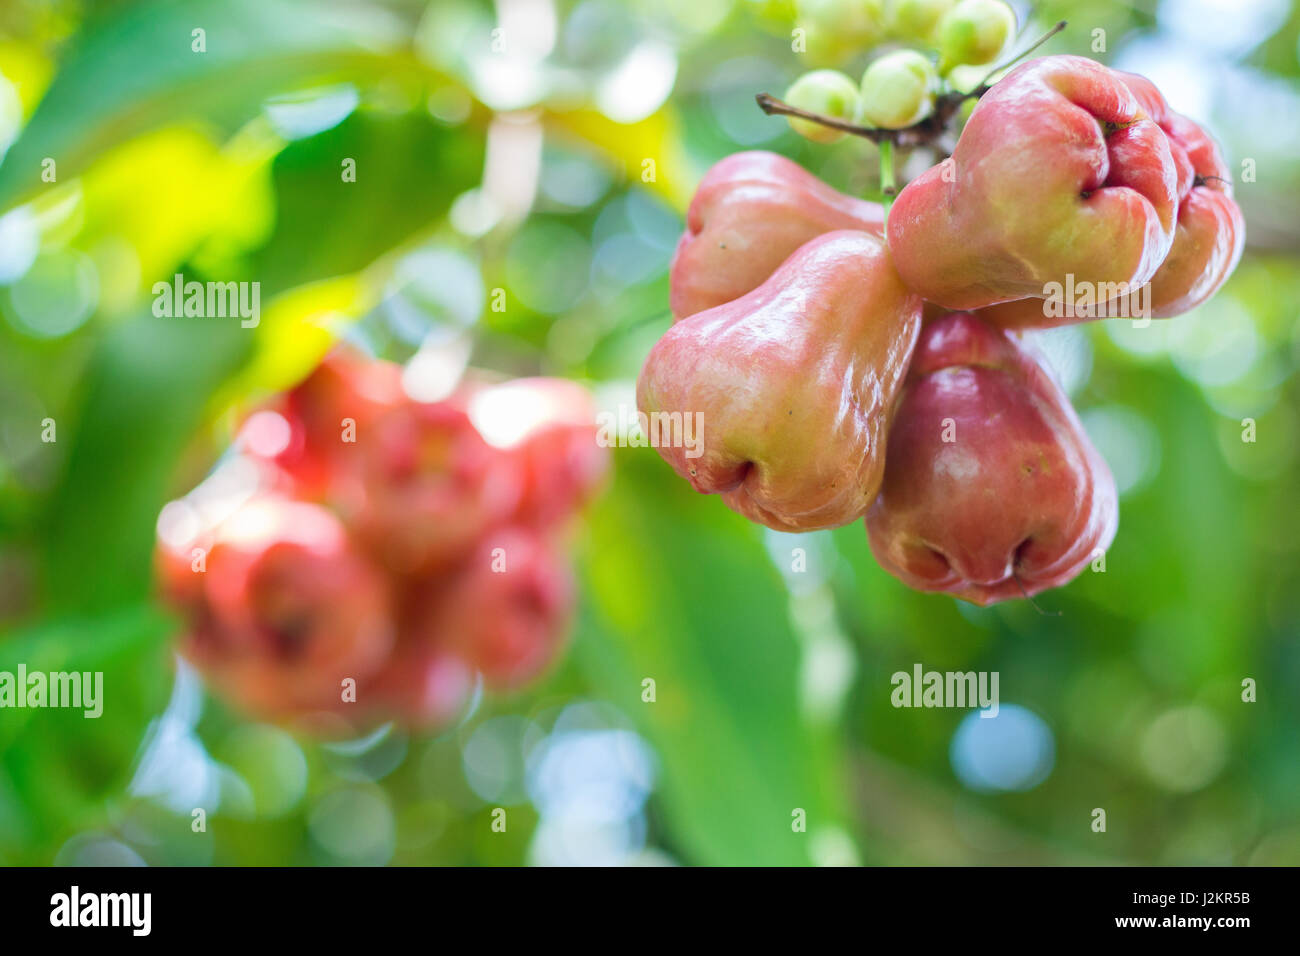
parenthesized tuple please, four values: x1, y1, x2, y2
(639, 51, 1244, 605)
(156, 351, 607, 731)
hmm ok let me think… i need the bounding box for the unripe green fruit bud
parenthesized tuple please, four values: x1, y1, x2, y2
(746, 0, 800, 36)
(858, 50, 937, 128)
(784, 69, 861, 143)
(887, 0, 956, 45)
(936, 0, 1016, 73)
(945, 62, 987, 94)
(796, 0, 886, 66)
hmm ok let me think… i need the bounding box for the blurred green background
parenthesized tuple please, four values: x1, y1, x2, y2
(0, 0, 1297, 866)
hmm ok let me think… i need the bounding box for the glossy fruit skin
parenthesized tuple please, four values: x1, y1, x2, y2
(176, 498, 394, 722)
(866, 313, 1117, 606)
(887, 55, 1180, 311)
(977, 71, 1245, 328)
(641, 230, 922, 532)
(670, 151, 885, 320)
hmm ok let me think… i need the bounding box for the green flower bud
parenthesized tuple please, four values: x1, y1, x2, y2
(936, 0, 1016, 73)
(858, 50, 937, 129)
(796, 0, 886, 65)
(945, 62, 988, 94)
(783, 69, 861, 143)
(887, 0, 956, 45)
(745, 0, 801, 36)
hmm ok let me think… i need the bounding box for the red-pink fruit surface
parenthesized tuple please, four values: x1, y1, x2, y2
(460, 377, 609, 528)
(866, 312, 1117, 606)
(359, 642, 475, 730)
(887, 55, 1179, 310)
(427, 528, 574, 690)
(339, 400, 522, 575)
(640, 229, 922, 532)
(979, 71, 1245, 328)
(670, 150, 885, 319)
(177, 498, 394, 721)
(241, 348, 405, 500)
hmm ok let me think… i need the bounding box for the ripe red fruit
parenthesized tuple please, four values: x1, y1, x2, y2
(174, 498, 394, 721)
(338, 399, 522, 575)
(422, 528, 575, 690)
(978, 71, 1245, 328)
(163, 353, 606, 730)
(460, 377, 609, 529)
(640, 230, 921, 531)
(155, 531, 207, 611)
(240, 348, 405, 500)
(887, 55, 1179, 310)
(866, 312, 1117, 606)
(359, 642, 476, 729)
(670, 150, 885, 319)
(1113, 71, 1245, 317)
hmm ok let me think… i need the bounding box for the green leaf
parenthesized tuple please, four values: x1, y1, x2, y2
(575, 448, 850, 866)
(0, 605, 173, 864)
(39, 310, 249, 614)
(248, 110, 485, 293)
(0, 0, 408, 209)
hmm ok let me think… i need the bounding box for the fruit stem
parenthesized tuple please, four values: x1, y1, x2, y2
(757, 92, 970, 149)
(755, 92, 889, 142)
(879, 139, 896, 224)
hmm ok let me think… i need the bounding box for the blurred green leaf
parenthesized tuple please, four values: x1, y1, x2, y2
(0, 0, 409, 209)
(40, 310, 248, 614)
(248, 110, 484, 293)
(0, 604, 172, 864)
(575, 448, 850, 866)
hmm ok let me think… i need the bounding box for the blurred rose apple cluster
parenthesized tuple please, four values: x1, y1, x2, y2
(154, 351, 608, 734)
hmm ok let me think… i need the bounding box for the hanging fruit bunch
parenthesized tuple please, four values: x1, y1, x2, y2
(155, 351, 608, 733)
(641, 2, 1244, 605)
